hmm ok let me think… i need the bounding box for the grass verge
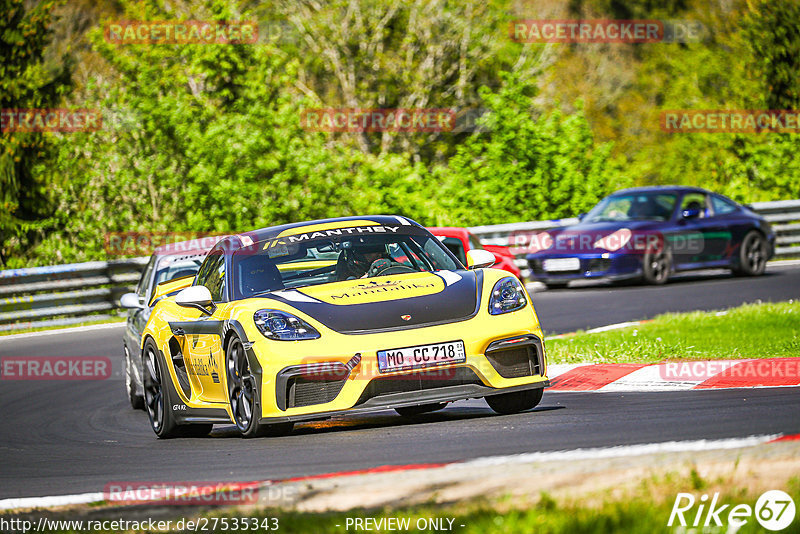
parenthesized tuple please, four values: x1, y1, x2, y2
(546, 300, 800, 364)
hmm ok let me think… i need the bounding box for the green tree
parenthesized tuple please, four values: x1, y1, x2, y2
(269, 0, 550, 163)
(742, 0, 800, 110)
(0, 0, 71, 267)
(30, 0, 433, 264)
(437, 73, 625, 225)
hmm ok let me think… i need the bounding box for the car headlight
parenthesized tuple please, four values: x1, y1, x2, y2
(488, 277, 528, 315)
(593, 229, 632, 252)
(253, 310, 320, 340)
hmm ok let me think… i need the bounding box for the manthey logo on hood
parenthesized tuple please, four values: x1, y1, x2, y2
(262, 221, 401, 251)
(299, 273, 445, 305)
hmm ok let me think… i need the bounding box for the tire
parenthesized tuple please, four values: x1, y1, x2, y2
(142, 339, 182, 438)
(733, 231, 768, 276)
(225, 334, 293, 438)
(124, 345, 145, 410)
(544, 281, 569, 290)
(395, 403, 447, 417)
(485, 388, 543, 415)
(642, 247, 671, 285)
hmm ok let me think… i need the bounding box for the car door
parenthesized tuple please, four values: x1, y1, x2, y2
(181, 250, 228, 403)
(672, 192, 731, 267)
(709, 194, 750, 262)
(125, 254, 156, 360)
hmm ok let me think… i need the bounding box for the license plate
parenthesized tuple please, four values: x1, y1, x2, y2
(377, 341, 466, 373)
(543, 258, 580, 272)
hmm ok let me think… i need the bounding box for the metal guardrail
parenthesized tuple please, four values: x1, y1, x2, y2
(0, 258, 148, 332)
(1, 200, 798, 332)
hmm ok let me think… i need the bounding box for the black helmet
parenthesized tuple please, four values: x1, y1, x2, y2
(336, 239, 386, 280)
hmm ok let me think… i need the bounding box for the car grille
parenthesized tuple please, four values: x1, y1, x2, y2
(587, 258, 611, 273)
(286, 375, 348, 409)
(355, 367, 482, 406)
(485, 341, 543, 379)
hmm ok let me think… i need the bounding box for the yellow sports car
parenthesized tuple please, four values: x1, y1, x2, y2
(139, 216, 549, 438)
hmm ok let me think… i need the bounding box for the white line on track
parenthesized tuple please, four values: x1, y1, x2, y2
(0, 492, 103, 511)
(451, 434, 781, 469)
(0, 321, 125, 342)
(584, 321, 642, 334)
(768, 259, 800, 268)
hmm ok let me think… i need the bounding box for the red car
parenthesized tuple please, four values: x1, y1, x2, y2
(428, 227, 522, 278)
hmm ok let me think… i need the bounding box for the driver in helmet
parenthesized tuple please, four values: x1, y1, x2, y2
(336, 240, 393, 280)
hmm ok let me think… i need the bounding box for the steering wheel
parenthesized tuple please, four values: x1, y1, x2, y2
(367, 260, 416, 277)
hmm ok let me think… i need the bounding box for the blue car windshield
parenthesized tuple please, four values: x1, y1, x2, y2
(584, 193, 677, 223)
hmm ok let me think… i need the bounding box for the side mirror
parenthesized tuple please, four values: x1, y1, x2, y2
(175, 286, 216, 315)
(119, 292, 145, 309)
(578, 213, 587, 221)
(466, 249, 496, 269)
(682, 208, 701, 219)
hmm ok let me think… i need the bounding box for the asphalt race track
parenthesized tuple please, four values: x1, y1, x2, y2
(1, 264, 799, 500)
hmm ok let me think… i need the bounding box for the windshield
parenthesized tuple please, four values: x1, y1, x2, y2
(584, 193, 677, 223)
(151, 255, 205, 294)
(232, 227, 461, 299)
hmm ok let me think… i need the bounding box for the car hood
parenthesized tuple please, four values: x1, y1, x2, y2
(263, 270, 481, 334)
(524, 220, 668, 256)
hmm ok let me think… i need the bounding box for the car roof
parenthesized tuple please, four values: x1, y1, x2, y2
(220, 215, 422, 251)
(609, 185, 714, 196)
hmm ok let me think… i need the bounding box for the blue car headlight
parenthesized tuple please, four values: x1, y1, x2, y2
(253, 310, 321, 341)
(488, 277, 528, 315)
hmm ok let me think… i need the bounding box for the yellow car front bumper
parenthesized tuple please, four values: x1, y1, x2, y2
(249, 308, 549, 423)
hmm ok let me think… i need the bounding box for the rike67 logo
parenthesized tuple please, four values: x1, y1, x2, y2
(669, 490, 795, 531)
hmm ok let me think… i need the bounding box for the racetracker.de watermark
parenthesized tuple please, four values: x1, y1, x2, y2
(508, 229, 705, 256)
(1, 357, 111, 380)
(300, 108, 456, 132)
(661, 110, 800, 133)
(103, 481, 282, 505)
(104, 232, 224, 257)
(509, 19, 705, 43)
(661, 360, 800, 381)
(1, 109, 102, 132)
(104, 20, 258, 44)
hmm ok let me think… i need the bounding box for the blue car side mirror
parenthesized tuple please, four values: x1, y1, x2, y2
(578, 213, 586, 221)
(682, 208, 701, 219)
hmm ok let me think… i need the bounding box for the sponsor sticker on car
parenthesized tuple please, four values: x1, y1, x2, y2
(377, 341, 466, 373)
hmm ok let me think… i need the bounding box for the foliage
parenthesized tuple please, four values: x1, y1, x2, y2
(2, 0, 800, 267)
(742, 0, 800, 110)
(28, 0, 433, 265)
(0, 0, 71, 266)
(437, 73, 626, 225)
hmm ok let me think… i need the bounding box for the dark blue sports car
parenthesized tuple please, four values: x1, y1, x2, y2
(523, 186, 775, 288)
